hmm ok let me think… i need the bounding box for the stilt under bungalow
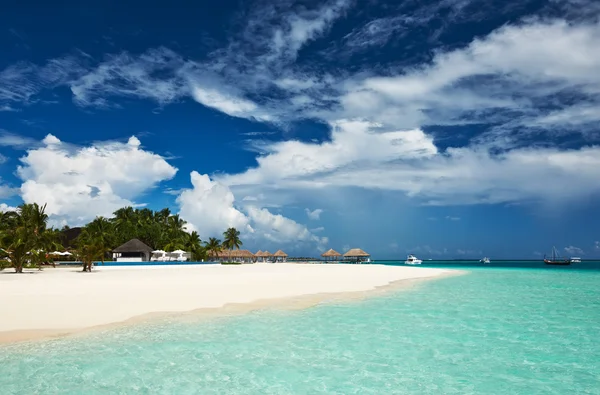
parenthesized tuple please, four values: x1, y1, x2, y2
(321, 248, 342, 263)
(273, 250, 288, 262)
(342, 248, 370, 264)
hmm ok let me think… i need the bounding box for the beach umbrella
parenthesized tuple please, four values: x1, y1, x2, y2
(171, 249, 186, 254)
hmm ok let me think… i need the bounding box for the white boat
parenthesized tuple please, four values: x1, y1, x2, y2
(405, 254, 422, 265)
(480, 257, 491, 264)
(570, 257, 581, 263)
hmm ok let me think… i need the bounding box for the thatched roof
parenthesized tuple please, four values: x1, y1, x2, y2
(273, 249, 288, 257)
(255, 250, 264, 256)
(217, 249, 255, 258)
(113, 238, 153, 253)
(343, 248, 370, 257)
(321, 248, 341, 257)
(263, 250, 273, 256)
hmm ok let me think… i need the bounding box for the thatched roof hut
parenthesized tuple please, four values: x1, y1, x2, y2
(321, 248, 341, 258)
(255, 250, 264, 257)
(273, 250, 288, 257)
(343, 248, 370, 257)
(113, 238, 153, 253)
(217, 249, 255, 260)
(113, 239, 153, 261)
(263, 250, 273, 257)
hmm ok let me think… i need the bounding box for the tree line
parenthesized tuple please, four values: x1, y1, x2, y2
(0, 203, 243, 273)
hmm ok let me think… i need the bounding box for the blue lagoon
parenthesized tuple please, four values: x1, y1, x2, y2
(2, 263, 599, 394)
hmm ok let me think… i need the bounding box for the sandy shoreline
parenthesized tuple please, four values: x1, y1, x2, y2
(0, 264, 460, 343)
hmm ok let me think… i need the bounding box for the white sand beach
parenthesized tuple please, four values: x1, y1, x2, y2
(0, 264, 455, 343)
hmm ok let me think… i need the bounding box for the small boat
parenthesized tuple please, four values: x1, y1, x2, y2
(405, 254, 422, 265)
(544, 246, 571, 266)
(570, 257, 581, 263)
(480, 257, 491, 264)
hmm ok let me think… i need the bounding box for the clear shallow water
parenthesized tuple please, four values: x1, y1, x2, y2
(2, 266, 600, 394)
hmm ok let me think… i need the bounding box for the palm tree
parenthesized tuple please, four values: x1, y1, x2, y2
(223, 227, 242, 262)
(157, 208, 171, 224)
(205, 237, 222, 260)
(0, 203, 57, 273)
(76, 229, 105, 272)
(184, 231, 205, 261)
(85, 216, 114, 265)
(112, 206, 136, 242)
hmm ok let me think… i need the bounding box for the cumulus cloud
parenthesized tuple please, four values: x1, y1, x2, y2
(246, 206, 327, 246)
(595, 241, 600, 250)
(219, 120, 600, 205)
(176, 171, 327, 247)
(177, 171, 253, 237)
(564, 246, 584, 255)
(17, 134, 177, 225)
(305, 208, 323, 220)
(0, 203, 18, 212)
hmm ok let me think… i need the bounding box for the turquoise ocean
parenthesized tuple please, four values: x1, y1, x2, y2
(2, 261, 599, 394)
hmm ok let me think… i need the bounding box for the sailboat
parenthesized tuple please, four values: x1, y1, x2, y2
(544, 246, 571, 266)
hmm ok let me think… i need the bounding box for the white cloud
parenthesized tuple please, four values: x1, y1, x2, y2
(176, 171, 327, 247)
(70, 48, 185, 107)
(0, 55, 85, 106)
(219, 120, 600, 205)
(0, 203, 18, 212)
(17, 134, 177, 225)
(335, 19, 600, 140)
(177, 171, 253, 238)
(310, 226, 325, 233)
(0, 184, 19, 199)
(0, 131, 38, 149)
(246, 206, 327, 246)
(305, 208, 323, 220)
(564, 246, 584, 255)
(264, 0, 352, 63)
(594, 241, 600, 250)
(189, 83, 272, 122)
(219, 120, 437, 187)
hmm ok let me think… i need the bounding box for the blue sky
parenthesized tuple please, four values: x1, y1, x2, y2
(1, 0, 600, 259)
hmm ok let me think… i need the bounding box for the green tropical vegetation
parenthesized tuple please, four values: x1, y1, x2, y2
(222, 227, 242, 261)
(0, 203, 243, 273)
(0, 203, 62, 273)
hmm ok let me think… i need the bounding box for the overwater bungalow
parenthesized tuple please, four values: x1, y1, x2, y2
(321, 248, 342, 262)
(273, 250, 288, 262)
(216, 249, 255, 263)
(263, 250, 273, 263)
(343, 248, 370, 264)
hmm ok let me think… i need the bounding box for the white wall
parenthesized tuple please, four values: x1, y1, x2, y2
(116, 257, 143, 262)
